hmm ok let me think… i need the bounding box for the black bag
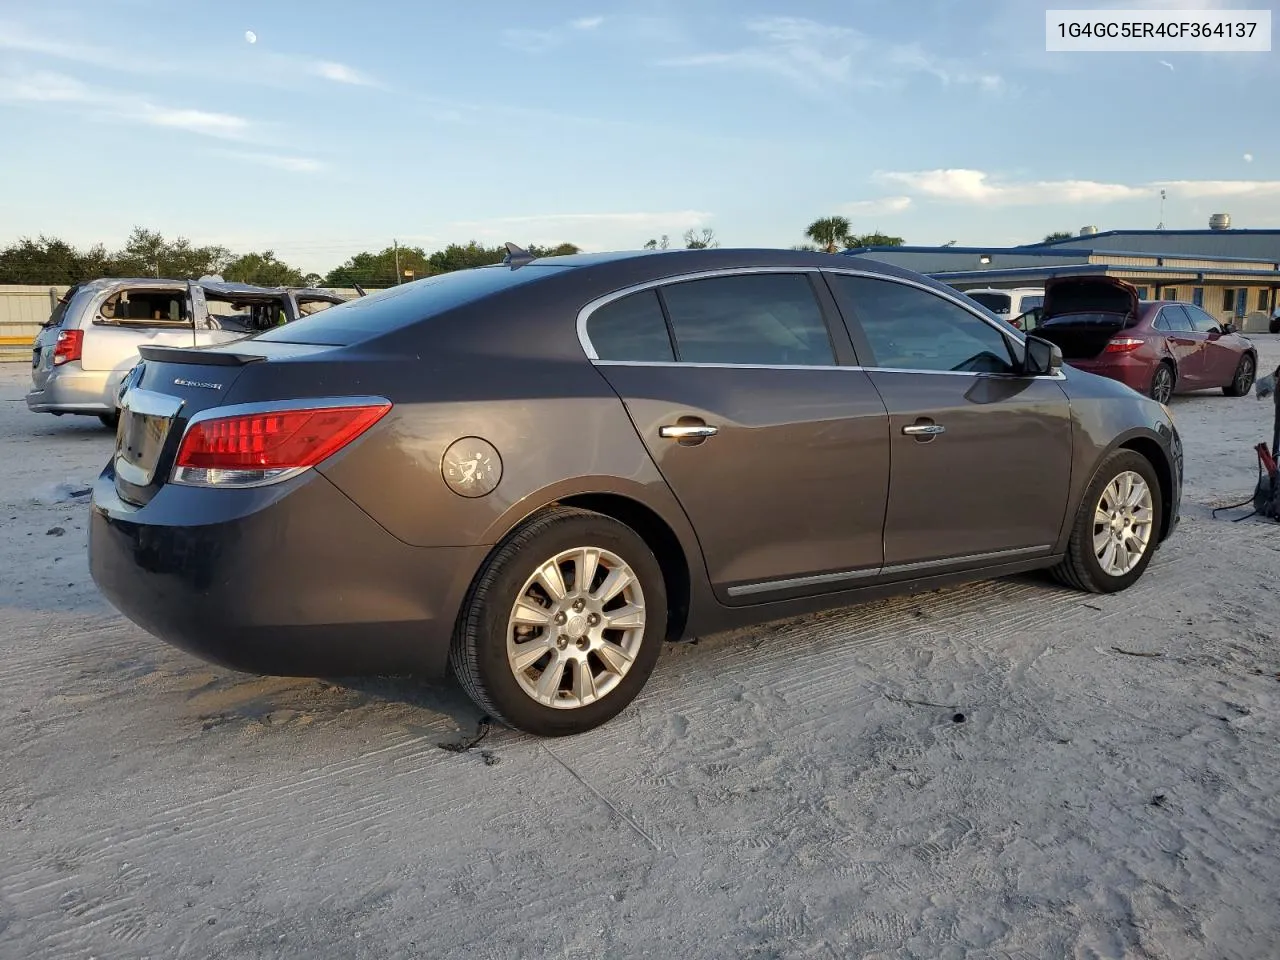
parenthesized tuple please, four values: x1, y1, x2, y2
(1255, 470, 1280, 521)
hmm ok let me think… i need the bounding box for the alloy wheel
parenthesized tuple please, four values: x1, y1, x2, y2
(1152, 366, 1174, 404)
(506, 547, 646, 709)
(1092, 471, 1154, 577)
(1234, 356, 1255, 395)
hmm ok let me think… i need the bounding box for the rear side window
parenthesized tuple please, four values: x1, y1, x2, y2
(255, 264, 569, 345)
(658, 273, 834, 366)
(831, 275, 1017, 375)
(99, 290, 190, 326)
(588, 290, 674, 362)
(968, 292, 1011, 314)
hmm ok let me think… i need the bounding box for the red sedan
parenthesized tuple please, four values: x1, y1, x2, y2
(1033, 277, 1259, 402)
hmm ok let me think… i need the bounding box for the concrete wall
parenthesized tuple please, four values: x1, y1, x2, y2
(0, 285, 367, 361)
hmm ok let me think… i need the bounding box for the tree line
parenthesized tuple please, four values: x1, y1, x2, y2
(0, 218, 908, 287)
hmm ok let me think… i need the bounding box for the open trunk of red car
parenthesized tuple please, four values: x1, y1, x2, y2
(1033, 277, 1141, 360)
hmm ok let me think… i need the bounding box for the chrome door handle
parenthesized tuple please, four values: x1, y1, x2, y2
(902, 424, 945, 437)
(659, 424, 718, 439)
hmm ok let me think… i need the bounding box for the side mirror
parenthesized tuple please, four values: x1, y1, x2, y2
(1222, 321, 1237, 334)
(1022, 335, 1062, 376)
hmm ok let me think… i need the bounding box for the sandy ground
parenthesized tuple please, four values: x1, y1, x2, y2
(2, 344, 1279, 960)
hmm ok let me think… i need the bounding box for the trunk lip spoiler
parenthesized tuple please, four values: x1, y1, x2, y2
(138, 344, 268, 365)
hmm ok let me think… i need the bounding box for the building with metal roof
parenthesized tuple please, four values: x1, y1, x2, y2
(844, 235, 1280, 331)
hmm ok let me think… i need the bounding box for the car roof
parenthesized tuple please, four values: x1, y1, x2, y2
(70, 277, 301, 296)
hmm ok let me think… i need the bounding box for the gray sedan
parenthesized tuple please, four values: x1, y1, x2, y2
(88, 248, 1182, 736)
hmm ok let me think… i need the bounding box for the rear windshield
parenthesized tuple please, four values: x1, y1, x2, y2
(45, 286, 96, 329)
(254, 264, 569, 345)
(968, 292, 1011, 314)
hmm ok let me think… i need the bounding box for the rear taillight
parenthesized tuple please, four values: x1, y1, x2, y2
(172, 401, 390, 488)
(1103, 336, 1144, 354)
(52, 329, 83, 366)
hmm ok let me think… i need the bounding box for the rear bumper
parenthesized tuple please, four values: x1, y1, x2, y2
(1067, 356, 1151, 393)
(26, 366, 114, 415)
(89, 466, 489, 678)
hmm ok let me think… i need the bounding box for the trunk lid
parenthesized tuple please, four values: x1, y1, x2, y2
(1035, 277, 1141, 361)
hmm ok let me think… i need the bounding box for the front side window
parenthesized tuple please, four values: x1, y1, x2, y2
(587, 289, 675, 362)
(658, 274, 835, 366)
(1186, 305, 1222, 333)
(830, 275, 1017, 375)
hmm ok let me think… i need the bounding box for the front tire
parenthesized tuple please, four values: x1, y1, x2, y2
(1051, 450, 1163, 594)
(98, 411, 119, 430)
(449, 506, 667, 737)
(1149, 363, 1175, 403)
(1223, 354, 1255, 397)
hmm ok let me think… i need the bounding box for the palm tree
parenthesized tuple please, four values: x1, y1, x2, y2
(805, 216, 852, 253)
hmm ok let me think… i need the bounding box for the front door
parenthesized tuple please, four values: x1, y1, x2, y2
(1185, 303, 1240, 385)
(584, 271, 891, 601)
(826, 272, 1073, 572)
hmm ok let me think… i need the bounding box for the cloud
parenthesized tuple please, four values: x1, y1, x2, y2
(877, 169, 1149, 205)
(662, 17, 1003, 95)
(1243, 153, 1254, 163)
(841, 196, 913, 217)
(447, 210, 713, 249)
(1, 19, 383, 90)
(501, 28, 563, 53)
(0, 20, 151, 72)
(310, 60, 379, 87)
(221, 151, 325, 173)
(874, 168, 1280, 207)
(0, 67, 253, 140)
(503, 16, 608, 53)
(1154, 179, 1280, 199)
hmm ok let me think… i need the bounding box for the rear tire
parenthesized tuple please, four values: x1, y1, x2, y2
(1223, 354, 1255, 397)
(449, 506, 667, 737)
(1149, 363, 1175, 403)
(98, 411, 119, 430)
(1051, 450, 1163, 594)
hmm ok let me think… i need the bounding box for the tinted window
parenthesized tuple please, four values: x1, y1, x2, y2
(968, 292, 1011, 314)
(1157, 306, 1193, 332)
(255, 264, 569, 345)
(1018, 295, 1044, 312)
(659, 274, 834, 366)
(100, 289, 190, 327)
(832, 275, 1017, 374)
(588, 290, 674, 362)
(1186, 305, 1221, 333)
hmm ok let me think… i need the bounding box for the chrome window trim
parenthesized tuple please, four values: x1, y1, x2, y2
(576, 266, 823, 362)
(575, 263, 1067, 379)
(592, 359, 1065, 381)
(728, 544, 1054, 598)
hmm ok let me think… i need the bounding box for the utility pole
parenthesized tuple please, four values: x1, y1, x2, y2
(393, 239, 401, 285)
(1157, 189, 1166, 230)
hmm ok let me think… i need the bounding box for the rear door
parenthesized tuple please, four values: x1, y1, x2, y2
(826, 271, 1072, 573)
(585, 269, 892, 602)
(1152, 305, 1202, 383)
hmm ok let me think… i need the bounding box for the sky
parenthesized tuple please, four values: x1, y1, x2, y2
(0, 0, 1277, 274)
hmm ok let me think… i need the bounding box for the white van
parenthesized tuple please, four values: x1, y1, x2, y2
(962, 287, 1046, 330)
